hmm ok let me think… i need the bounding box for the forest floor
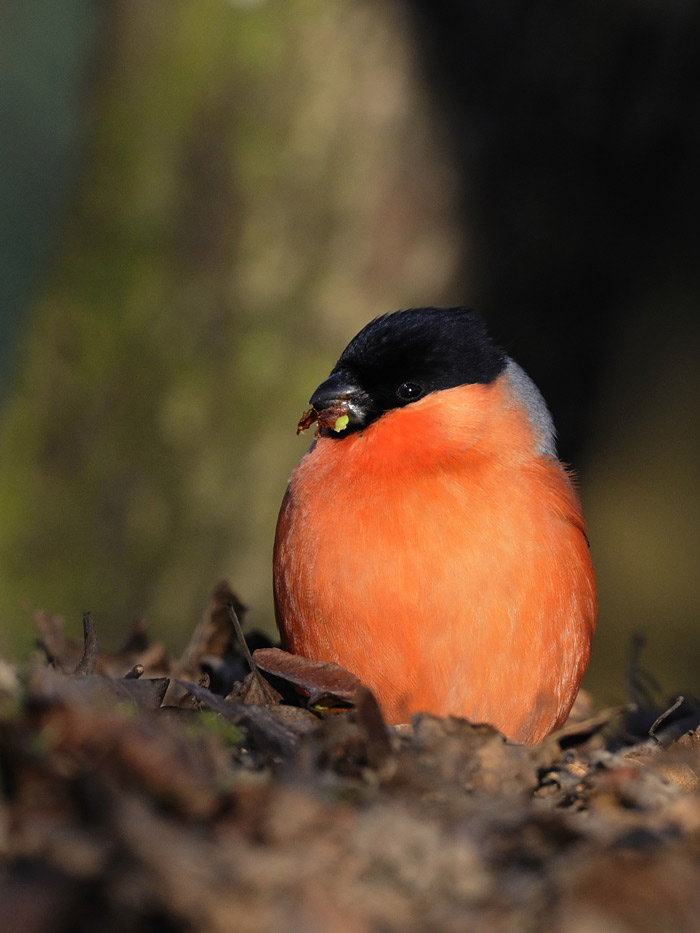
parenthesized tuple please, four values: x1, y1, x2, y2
(2, 581, 700, 932)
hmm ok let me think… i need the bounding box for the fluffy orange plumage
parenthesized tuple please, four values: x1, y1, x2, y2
(274, 308, 596, 743)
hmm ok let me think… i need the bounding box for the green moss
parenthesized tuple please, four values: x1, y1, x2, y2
(191, 709, 246, 747)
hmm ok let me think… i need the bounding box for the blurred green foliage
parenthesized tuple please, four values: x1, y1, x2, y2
(0, 0, 460, 655)
(0, 0, 100, 394)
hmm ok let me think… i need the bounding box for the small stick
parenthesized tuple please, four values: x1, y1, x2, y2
(124, 664, 144, 680)
(226, 601, 277, 705)
(649, 695, 684, 740)
(548, 703, 636, 744)
(73, 612, 99, 676)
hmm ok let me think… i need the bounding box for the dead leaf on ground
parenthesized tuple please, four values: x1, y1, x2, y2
(253, 647, 362, 710)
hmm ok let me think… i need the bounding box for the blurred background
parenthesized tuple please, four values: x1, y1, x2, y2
(1, 0, 699, 705)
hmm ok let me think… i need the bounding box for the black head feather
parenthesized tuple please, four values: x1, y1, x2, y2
(311, 307, 507, 433)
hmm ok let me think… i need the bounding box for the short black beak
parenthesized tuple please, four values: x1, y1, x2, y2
(310, 372, 358, 410)
(309, 371, 369, 428)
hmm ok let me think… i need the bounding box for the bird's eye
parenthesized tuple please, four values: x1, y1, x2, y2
(396, 382, 424, 402)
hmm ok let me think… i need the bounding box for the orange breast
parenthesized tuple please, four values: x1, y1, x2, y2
(273, 377, 596, 744)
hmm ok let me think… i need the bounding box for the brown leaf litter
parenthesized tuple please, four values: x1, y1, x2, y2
(3, 584, 700, 931)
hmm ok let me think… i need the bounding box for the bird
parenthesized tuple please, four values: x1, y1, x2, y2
(273, 307, 596, 743)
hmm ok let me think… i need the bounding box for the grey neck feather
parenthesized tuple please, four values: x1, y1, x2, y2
(502, 358, 558, 458)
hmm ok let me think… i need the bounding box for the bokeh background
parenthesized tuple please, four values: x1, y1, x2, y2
(1, 0, 699, 706)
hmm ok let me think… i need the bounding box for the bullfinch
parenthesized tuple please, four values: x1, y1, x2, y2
(273, 307, 596, 743)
